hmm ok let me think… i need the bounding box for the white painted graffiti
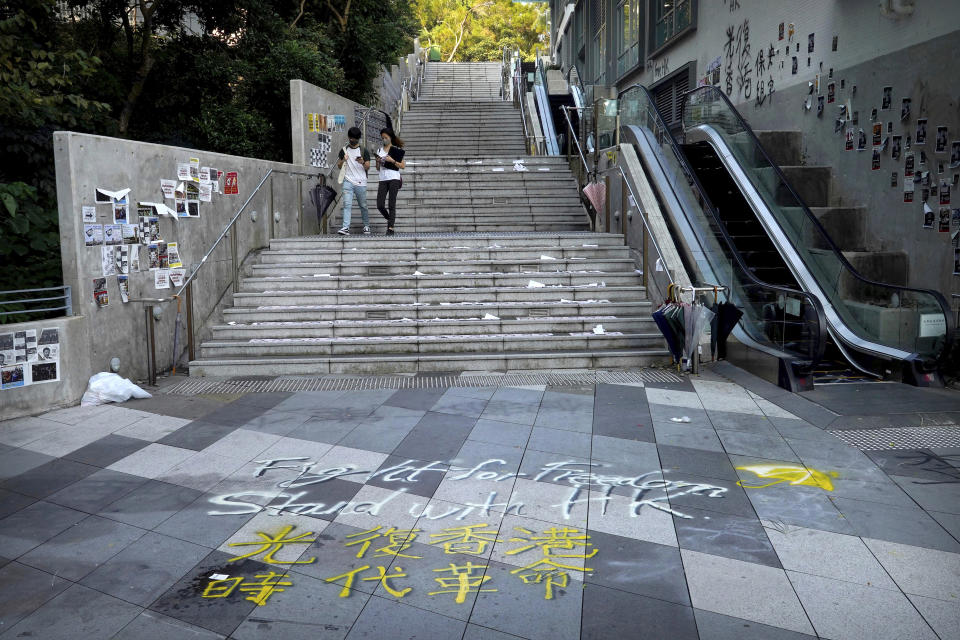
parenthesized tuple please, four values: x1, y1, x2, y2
(208, 457, 730, 521)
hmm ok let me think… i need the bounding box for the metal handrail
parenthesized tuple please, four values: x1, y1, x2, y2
(560, 106, 590, 178)
(0, 285, 72, 318)
(601, 163, 674, 287)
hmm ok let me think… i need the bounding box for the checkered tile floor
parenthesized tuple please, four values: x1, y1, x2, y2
(1, 372, 958, 639)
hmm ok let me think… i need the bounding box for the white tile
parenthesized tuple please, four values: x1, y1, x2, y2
(333, 484, 422, 530)
(0, 416, 65, 447)
(256, 437, 334, 466)
(754, 397, 798, 419)
(509, 478, 588, 527)
(39, 404, 113, 425)
(681, 549, 814, 635)
(22, 423, 116, 457)
(763, 525, 898, 590)
(644, 388, 703, 409)
(106, 443, 198, 479)
(202, 428, 282, 461)
(789, 570, 938, 640)
(587, 492, 678, 547)
(862, 538, 960, 600)
(115, 414, 191, 441)
(907, 594, 960, 640)
(489, 513, 595, 581)
(315, 446, 389, 484)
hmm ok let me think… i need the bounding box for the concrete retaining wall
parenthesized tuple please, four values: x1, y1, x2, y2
(53, 132, 314, 394)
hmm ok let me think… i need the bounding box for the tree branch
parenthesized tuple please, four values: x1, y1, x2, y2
(118, 1, 156, 134)
(290, 0, 307, 29)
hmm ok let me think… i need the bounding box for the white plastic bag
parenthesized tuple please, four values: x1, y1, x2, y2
(80, 372, 152, 406)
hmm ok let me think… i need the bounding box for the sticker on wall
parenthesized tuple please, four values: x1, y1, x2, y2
(778, 22, 784, 40)
(922, 203, 934, 228)
(807, 33, 814, 53)
(916, 118, 927, 145)
(900, 98, 911, 122)
(892, 136, 902, 160)
(951, 141, 960, 168)
(935, 126, 948, 154)
(82, 205, 96, 223)
(817, 96, 824, 117)
(93, 278, 109, 307)
(940, 207, 951, 232)
(872, 123, 882, 146)
(117, 275, 130, 304)
(845, 128, 855, 151)
(831, 35, 838, 51)
(904, 179, 914, 203)
(857, 128, 867, 151)
(891, 172, 898, 188)
(872, 149, 881, 171)
(827, 82, 835, 104)
(941, 181, 951, 205)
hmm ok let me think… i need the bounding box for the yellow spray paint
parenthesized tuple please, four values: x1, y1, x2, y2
(735, 464, 839, 491)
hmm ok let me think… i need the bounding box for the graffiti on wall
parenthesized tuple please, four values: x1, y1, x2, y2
(721, 19, 777, 107)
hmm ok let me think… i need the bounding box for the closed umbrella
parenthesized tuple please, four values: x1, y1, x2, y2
(684, 303, 715, 370)
(309, 183, 339, 229)
(711, 301, 743, 360)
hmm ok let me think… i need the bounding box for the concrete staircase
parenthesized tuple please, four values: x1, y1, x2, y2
(187, 62, 669, 376)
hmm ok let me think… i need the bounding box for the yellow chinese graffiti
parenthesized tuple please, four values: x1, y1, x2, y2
(735, 464, 839, 491)
(505, 526, 596, 600)
(227, 524, 317, 564)
(202, 572, 292, 606)
(429, 562, 497, 603)
(324, 564, 412, 598)
(345, 526, 422, 559)
(429, 524, 500, 556)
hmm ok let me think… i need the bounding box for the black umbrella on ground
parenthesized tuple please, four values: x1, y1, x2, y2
(711, 301, 743, 360)
(309, 183, 339, 229)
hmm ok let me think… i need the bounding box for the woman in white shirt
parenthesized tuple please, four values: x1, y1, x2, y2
(376, 128, 406, 235)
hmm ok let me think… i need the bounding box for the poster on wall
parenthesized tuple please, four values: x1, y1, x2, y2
(130, 245, 140, 272)
(857, 129, 867, 151)
(954, 246, 960, 276)
(117, 275, 130, 303)
(82, 206, 96, 222)
(115, 245, 128, 274)
(881, 87, 892, 110)
(103, 224, 122, 246)
(101, 246, 116, 277)
(84, 224, 103, 246)
(155, 269, 170, 289)
(900, 98, 911, 122)
(871, 149, 881, 171)
(916, 119, 927, 145)
(224, 171, 238, 195)
(936, 126, 948, 153)
(892, 136, 902, 161)
(872, 123, 882, 146)
(167, 242, 183, 268)
(93, 278, 108, 307)
(845, 128, 854, 151)
(37, 328, 58, 362)
(941, 181, 951, 205)
(827, 82, 835, 104)
(0, 333, 13, 367)
(904, 179, 914, 203)
(161, 179, 176, 199)
(891, 172, 898, 188)
(169, 268, 185, 287)
(122, 224, 139, 244)
(939, 208, 951, 232)
(922, 203, 934, 228)
(1, 364, 25, 389)
(905, 153, 915, 177)
(951, 142, 960, 168)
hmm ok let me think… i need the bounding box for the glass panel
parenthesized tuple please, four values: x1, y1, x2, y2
(619, 86, 826, 365)
(682, 87, 951, 361)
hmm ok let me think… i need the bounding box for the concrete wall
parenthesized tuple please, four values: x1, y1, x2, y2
(0, 316, 90, 420)
(54, 132, 315, 388)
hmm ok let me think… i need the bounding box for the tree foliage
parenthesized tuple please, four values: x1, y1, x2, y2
(413, 0, 548, 62)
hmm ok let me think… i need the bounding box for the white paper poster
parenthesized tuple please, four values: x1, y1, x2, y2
(167, 242, 183, 268)
(101, 246, 117, 276)
(155, 269, 170, 289)
(161, 179, 177, 199)
(82, 206, 96, 222)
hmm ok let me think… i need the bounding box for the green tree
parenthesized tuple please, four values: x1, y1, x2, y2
(413, 0, 547, 62)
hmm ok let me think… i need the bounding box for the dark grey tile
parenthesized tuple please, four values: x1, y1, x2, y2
(830, 496, 960, 552)
(197, 403, 269, 426)
(748, 488, 854, 535)
(593, 383, 654, 441)
(658, 444, 739, 481)
(384, 388, 448, 411)
(0, 487, 36, 519)
(518, 448, 593, 487)
(309, 404, 377, 422)
(928, 510, 960, 541)
(464, 623, 527, 640)
(1, 458, 99, 500)
(392, 412, 475, 460)
(694, 608, 818, 640)
(154, 493, 256, 548)
(287, 477, 366, 520)
(112, 611, 227, 639)
(157, 421, 237, 451)
(526, 426, 591, 458)
(641, 377, 695, 392)
(673, 505, 781, 567)
(82, 531, 210, 606)
(98, 479, 202, 529)
(3, 582, 141, 639)
(649, 404, 713, 429)
(666, 473, 758, 519)
(0, 561, 72, 630)
(0, 448, 55, 480)
(149, 550, 267, 636)
(365, 456, 446, 499)
(0, 442, 15, 455)
(345, 593, 466, 640)
(580, 583, 699, 640)
(240, 410, 314, 436)
(121, 395, 232, 420)
(46, 468, 148, 513)
(286, 416, 364, 445)
(768, 417, 834, 442)
(229, 392, 294, 410)
(287, 521, 386, 592)
(63, 433, 151, 467)
(469, 419, 532, 448)
(584, 530, 690, 605)
(867, 449, 960, 483)
(19, 514, 146, 581)
(0, 500, 88, 558)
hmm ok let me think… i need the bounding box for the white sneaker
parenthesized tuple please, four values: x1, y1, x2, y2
(363, 226, 371, 234)
(337, 227, 350, 235)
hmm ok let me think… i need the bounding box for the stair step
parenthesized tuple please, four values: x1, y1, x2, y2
(268, 233, 621, 250)
(250, 259, 634, 276)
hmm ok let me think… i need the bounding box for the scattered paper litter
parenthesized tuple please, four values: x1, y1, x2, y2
(482, 313, 499, 320)
(582, 244, 599, 247)
(592, 324, 606, 335)
(540, 255, 558, 261)
(671, 416, 692, 423)
(210, 573, 230, 581)
(492, 168, 505, 172)
(527, 280, 546, 288)
(412, 270, 426, 276)
(312, 274, 331, 277)
(513, 161, 528, 172)
(537, 167, 551, 171)
(227, 321, 236, 325)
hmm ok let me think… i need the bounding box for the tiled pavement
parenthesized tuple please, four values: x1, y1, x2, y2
(0, 368, 958, 639)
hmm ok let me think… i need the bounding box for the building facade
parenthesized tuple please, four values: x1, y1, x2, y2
(550, 0, 960, 312)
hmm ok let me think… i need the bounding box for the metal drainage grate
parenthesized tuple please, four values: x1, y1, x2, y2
(829, 425, 960, 450)
(162, 369, 683, 395)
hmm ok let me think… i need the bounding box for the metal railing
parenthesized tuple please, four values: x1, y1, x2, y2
(0, 286, 73, 320)
(560, 105, 590, 180)
(134, 167, 319, 384)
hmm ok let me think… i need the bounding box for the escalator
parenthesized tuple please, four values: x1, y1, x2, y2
(620, 84, 953, 388)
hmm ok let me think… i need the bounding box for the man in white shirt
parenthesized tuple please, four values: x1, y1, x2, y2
(336, 127, 372, 235)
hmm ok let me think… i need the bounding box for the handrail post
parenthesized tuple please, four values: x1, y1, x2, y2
(269, 175, 275, 241)
(297, 177, 303, 236)
(621, 175, 628, 239)
(145, 305, 156, 386)
(604, 174, 611, 233)
(64, 285, 72, 316)
(230, 224, 239, 294)
(185, 281, 195, 362)
(565, 108, 572, 164)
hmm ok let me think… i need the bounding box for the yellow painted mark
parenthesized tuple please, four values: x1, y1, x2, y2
(735, 464, 839, 491)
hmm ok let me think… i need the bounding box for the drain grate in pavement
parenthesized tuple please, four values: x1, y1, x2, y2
(162, 369, 682, 395)
(829, 425, 960, 450)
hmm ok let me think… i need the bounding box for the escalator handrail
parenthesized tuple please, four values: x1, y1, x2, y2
(680, 85, 955, 362)
(617, 83, 828, 367)
(533, 55, 560, 155)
